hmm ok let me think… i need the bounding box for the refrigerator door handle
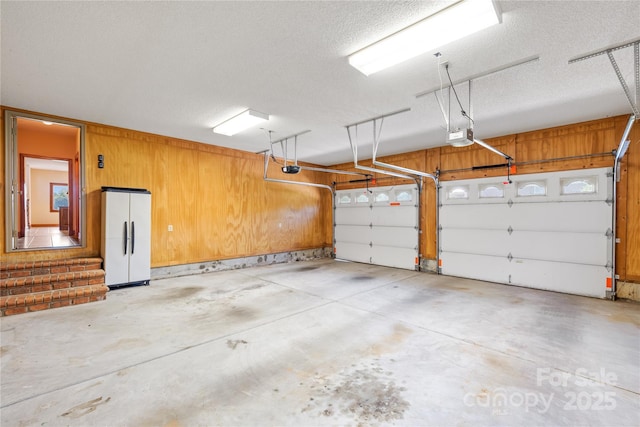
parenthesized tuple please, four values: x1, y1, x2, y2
(131, 221, 135, 254)
(124, 221, 128, 255)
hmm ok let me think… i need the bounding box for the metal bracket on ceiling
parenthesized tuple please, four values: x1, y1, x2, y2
(345, 108, 421, 183)
(569, 38, 640, 118)
(264, 129, 369, 178)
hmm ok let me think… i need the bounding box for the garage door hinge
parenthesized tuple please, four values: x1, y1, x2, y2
(606, 172, 614, 178)
(369, 242, 373, 248)
(605, 198, 613, 206)
(507, 199, 514, 208)
(605, 228, 613, 239)
(507, 226, 513, 235)
(507, 253, 513, 262)
(508, 274, 512, 284)
(605, 262, 613, 272)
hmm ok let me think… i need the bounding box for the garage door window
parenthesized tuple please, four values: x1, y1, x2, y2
(337, 194, 352, 204)
(479, 184, 505, 199)
(356, 193, 370, 203)
(396, 190, 413, 202)
(517, 181, 547, 197)
(447, 185, 469, 200)
(560, 176, 597, 195)
(374, 192, 390, 202)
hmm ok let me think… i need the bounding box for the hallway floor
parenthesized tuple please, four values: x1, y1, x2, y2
(16, 226, 79, 249)
(1, 259, 638, 426)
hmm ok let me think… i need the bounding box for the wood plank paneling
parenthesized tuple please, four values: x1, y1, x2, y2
(2, 107, 331, 266)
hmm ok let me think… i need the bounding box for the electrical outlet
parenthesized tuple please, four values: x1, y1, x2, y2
(168, 225, 173, 232)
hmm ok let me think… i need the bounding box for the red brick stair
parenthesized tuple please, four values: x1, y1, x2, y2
(0, 257, 108, 316)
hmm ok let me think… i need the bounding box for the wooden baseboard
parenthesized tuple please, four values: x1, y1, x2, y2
(30, 224, 58, 227)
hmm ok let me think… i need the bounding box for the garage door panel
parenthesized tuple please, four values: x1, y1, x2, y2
(335, 242, 371, 264)
(372, 247, 417, 270)
(440, 252, 511, 284)
(510, 260, 608, 298)
(510, 202, 611, 232)
(440, 229, 509, 256)
(335, 225, 370, 244)
(440, 204, 509, 229)
(511, 231, 608, 265)
(372, 206, 416, 227)
(335, 207, 370, 225)
(372, 226, 417, 248)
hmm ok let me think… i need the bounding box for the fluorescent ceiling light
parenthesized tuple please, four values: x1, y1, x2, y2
(213, 109, 269, 136)
(348, 0, 501, 76)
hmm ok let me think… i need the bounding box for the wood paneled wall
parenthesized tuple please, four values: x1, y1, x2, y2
(1, 108, 333, 266)
(332, 115, 640, 282)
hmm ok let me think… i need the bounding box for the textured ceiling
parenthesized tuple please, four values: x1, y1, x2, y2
(2, 1, 638, 166)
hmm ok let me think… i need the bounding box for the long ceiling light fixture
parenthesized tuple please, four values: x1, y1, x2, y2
(348, 0, 501, 76)
(213, 109, 269, 136)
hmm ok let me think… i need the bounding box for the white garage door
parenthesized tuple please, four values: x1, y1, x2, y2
(335, 184, 419, 270)
(439, 168, 613, 298)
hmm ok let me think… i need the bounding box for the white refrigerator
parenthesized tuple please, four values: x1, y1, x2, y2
(101, 187, 151, 288)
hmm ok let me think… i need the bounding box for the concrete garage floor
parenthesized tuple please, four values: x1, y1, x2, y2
(1, 259, 639, 426)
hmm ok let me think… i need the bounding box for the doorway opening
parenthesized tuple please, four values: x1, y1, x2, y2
(5, 111, 85, 251)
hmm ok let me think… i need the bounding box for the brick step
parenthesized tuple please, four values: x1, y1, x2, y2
(0, 269, 106, 296)
(0, 257, 103, 278)
(0, 284, 108, 316)
(0, 257, 109, 317)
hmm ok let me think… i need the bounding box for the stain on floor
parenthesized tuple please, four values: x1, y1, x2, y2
(61, 396, 111, 419)
(351, 275, 373, 281)
(301, 362, 409, 425)
(226, 339, 248, 350)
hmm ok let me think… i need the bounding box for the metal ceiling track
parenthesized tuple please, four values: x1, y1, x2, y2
(345, 108, 421, 183)
(569, 38, 640, 118)
(366, 110, 438, 185)
(266, 130, 369, 178)
(261, 151, 332, 192)
(415, 55, 540, 99)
